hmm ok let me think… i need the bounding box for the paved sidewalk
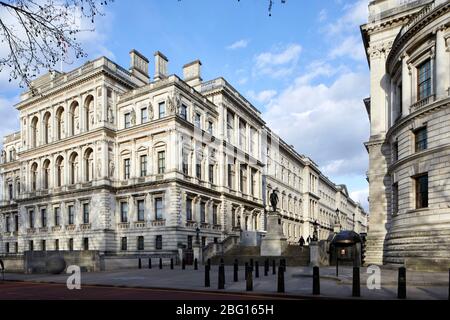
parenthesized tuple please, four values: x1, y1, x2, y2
(2, 266, 449, 300)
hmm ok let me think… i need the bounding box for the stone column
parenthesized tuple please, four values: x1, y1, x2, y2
(435, 28, 449, 99)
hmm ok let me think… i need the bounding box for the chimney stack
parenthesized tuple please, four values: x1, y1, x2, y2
(154, 51, 169, 81)
(129, 49, 149, 83)
(183, 60, 202, 88)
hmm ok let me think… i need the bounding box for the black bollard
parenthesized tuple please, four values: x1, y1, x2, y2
(207, 259, 211, 268)
(277, 266, 285, 293)
(272, 260, 276, 275)
(170, 258, 174, 270)
(138, 257, 142, 269)
(264, 259, 269, 276)
(233, 260, 238, 282)
(255, 261, 259, 278)
(398, 267, 406, 299)
(352, 267, 360, 297)
(246, 265, 253, 291)
(218, 263, 225, 289)
(182, 258, 186, 270)
(159, 258, 163, 269)
(194, 258, 198, 270)
(148, 258, 152, 269)
(204, 265, 210, 287)
(313, 266, 320, 295)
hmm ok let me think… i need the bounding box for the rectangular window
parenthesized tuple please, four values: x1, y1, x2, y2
(231, 208, 236, 227)
(227, 112, 234, 142)
(180, 104, 187, 120)
(55, 239, 59, 251)
(392, 141, 399, 162)
(8, 184, 13, 200)
(137, 200, 145, 222)
(251, 169, 257, 196)
(194, 113, 201, 128)
(15, 242, 18, 253)
(29, 210, 34, 229)
(158, 102, 166, 118)
(68, 205, 74, 225)
(83, 238, 89, 251)
(392, 183, 399, 215)
(155, 235, 162, 250)
(137, 236, 144, 250)
(5, 242, 9, 253)
(141, 108, 148, 123)
(182, 150, 189, 175)
(124, 112, 131, 128)
(120, 202, 128, 223)
(415, 174, 428, 209)
(121, 237, 127, 251)
(41, 208, 47, 228)
(15, 215, 19, 232)
(29, 240, 34, 251)
(196, 163, 202, 180)
(201, 237, 206, 248)
(228, 163, 234, 189)
(200, 201, 206, 223)
(240, 165, 247, 194)
(212, 205, 218, 225)
(41, 240, 46, 251)
(107, 88, 112, 98)
(124, 158, 131, 179)
(209, 164, 214, 184)
(239, 120, 247, 149)
(207, 121, 213, 135)
(54, 208, 60, 226)
(140, 155, 147, 177)
(414, 127, 427, 152)
(5, 216, 10, 232)
(186, 198, 193, 221)
(417, 59, 431, 101)
(155, 197, 163, 220)
(158, 151, 165, 174)
(68, 238, 74, 251)
(83, 203, 89, 224)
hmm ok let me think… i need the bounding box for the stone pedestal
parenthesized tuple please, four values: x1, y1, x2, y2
(261, 211, 287, 256)
(193, 242, 202, 263)
(309, 241, 319, 267)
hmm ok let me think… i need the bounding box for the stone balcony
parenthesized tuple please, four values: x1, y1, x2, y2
(66, 224, 76, 231)
(52, 225, 62, 232)
(150, 219, 165, 227)
(118, 222, 130, 229)
(134, 221, 146, 228)
(27, 228, 36, 234)
(410, 94, 436, 113)
(80, 223, 91, 231)
(39, 227, 48, 233)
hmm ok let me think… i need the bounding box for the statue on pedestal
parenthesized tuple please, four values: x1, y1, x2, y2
(269, 190, 279, 212)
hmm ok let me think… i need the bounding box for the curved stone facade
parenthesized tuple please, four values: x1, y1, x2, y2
(362, 0, 450, 267)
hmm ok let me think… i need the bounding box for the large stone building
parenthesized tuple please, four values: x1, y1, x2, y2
(361, 0, 449, 267)
(0, 49, 367, 261)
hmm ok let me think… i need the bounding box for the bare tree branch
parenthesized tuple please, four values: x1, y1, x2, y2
(0, 0, 112, 94)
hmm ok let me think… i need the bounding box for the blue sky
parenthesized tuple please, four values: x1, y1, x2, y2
(0, 0, 371, 209)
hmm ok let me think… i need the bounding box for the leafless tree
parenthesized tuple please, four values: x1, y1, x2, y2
(0, 0, 112, 91)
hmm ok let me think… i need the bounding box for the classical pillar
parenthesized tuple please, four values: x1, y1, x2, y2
(435, 28, 449, 99)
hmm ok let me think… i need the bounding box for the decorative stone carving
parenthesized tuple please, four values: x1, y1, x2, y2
(107, 106, 114, 124)
(109, 161, 115, 177)
(130, 109, 136, 125)
(97, 160, 102, 178)
(1, 150, 5, 163)
(148, 102, 154, 120)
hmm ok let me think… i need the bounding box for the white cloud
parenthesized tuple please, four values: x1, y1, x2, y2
(329, 35, 366, 61)
(350, 187, 369, 211)
(327, 0, 368, 36)
(262, 68, 370, 179)
(318, 9, 328, 22)
(227, 39, 249, 50)
(253, 43, 302, 78)
(247, 89, 277, 104)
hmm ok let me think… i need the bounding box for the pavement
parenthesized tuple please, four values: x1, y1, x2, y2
(1, 265, 449, 300)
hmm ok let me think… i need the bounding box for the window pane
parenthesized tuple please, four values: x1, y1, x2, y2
(158, 151, 165, 174)
(159, 102, 166, 118)
(155, 198, 163, 220)
(121, 202, 128, 222)
(137, 200, 145, 221)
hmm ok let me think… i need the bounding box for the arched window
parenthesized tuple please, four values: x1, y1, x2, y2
(69, 153, 79, 184)
(69, 101, 79, 136)
(55, 156, 64, 187)
(31, 163, 38, 191)
(84, 148, 94, 182)
(31, 117, 39, 148)
(84, 95, 94, 131)
(42, 159, 50, 189)
(43, 112, 51, 144)
(56, 107, 65, 140)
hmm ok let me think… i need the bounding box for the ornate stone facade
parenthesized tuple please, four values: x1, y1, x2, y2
(361, 0, 450, 267)
(0, 49, 367, 258)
